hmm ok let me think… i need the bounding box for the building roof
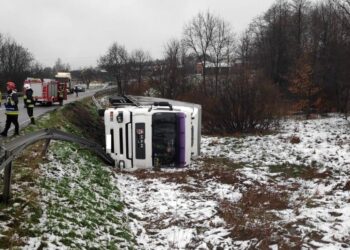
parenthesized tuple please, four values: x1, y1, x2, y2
(55, 72, 71, 79)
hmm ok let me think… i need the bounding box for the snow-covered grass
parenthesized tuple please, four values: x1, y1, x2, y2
(0, 101, 134, 249)
(115, 114, 350, 249)
(0, 141, 134, 249)
(202, 114, 350, 169)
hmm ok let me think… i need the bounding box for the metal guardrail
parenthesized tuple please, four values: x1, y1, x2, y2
(93, 85, 118, 98)
(0, 128, 113, 171)
(91, 95, 103, 110)
(92, 85, 118, 109)
(0, 128, 114, 203)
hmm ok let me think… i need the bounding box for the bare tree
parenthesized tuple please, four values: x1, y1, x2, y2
(161, 39, 184, 98)
(53, 58, 70, 73)
(81, 67, 96, 89)
(209, 19, 236, 95)
(183, 11, 217, 94)
(0, 34, 33, 89)
(236, 31, 251, 66)
(29, 63, 55, 79)
(332, 0, 350, 29)
(129, 49, 151, 88)
(290, 0, 310, 56)
(29, 62, 45, 78)
(310, 0, 350, 114)
(250, 0, 292, 88)
(98, 42, 129, 94)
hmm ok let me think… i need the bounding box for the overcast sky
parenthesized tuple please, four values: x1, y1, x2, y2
(0, 0, 277, 70)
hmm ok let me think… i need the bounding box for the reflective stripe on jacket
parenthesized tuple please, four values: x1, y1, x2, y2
(5, 91, 19, 115)
(24, 89, 35, 108)
(58, 89, 64, 98)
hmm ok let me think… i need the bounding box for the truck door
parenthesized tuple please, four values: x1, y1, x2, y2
(133, 113, 152, 169)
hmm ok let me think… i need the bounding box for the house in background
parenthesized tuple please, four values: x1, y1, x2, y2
(196, 60, 242, 75)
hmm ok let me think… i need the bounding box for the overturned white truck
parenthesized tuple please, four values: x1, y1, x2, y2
(102, 95, 201, 170)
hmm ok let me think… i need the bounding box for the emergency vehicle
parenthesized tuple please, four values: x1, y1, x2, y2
(55, 72, 73, 93)
(24, 78, 67, 105)
(101, 95, 201, 170)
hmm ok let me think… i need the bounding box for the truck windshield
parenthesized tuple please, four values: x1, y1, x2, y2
(152, 113, 178, 167)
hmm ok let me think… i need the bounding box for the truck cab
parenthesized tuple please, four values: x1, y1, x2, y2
(55, 72, 72, 93)
(103, 96, 201, 170)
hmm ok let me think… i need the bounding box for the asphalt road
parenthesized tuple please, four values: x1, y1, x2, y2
(0, 86, 106, 136)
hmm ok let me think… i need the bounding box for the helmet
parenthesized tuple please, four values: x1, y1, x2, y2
(24, 83, 31, 89)
(6, 81, 16, 90)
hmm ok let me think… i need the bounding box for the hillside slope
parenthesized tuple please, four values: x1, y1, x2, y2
(0, 99, 135, 249)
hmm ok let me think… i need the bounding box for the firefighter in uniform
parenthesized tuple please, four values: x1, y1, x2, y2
(1, 82, 19, 137)
(74, 85, 79, 97)
(58, 84, 64, 106)
(23, 83, 35, 124)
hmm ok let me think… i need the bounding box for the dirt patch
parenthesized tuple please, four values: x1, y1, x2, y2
(290, 136, 301, 144)
(200, 157, 244, 170)
(179, 185, 202, 193)
(343, 181, 350, 191)
(299, 168, 332, 180)
(203, 167, 241, 185)
(269, 164, 332, 180)
(130, 169, 200, 184)
(127, 162, 241, 186)
(218, 184, 290, 243)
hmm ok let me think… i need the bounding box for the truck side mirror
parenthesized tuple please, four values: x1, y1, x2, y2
(117, 111, 123, 123)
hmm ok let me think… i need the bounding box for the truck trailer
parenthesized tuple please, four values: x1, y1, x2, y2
(101, 95, 201, 171)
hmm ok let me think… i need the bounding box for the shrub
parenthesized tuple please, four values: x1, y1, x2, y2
(155, 67, 282, 134)
(203, 70, 282, 134)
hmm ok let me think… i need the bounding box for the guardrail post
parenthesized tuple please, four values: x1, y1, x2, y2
(42, 139, 51, 156)
(2, 151, 12, 203)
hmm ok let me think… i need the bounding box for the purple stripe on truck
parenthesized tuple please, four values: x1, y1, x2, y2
(177, 113, 186, 167)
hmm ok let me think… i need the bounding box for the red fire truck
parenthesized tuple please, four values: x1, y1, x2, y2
(24, 78, 68, 105)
